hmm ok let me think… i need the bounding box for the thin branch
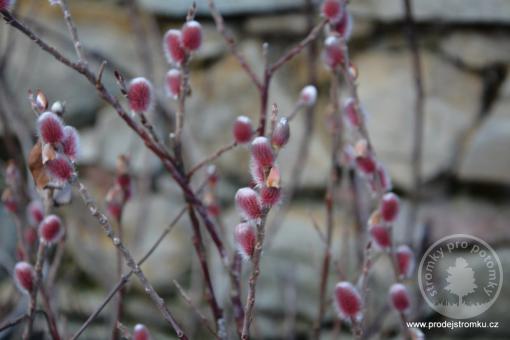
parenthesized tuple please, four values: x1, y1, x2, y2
(240, 214, 268, 339)
(56, 0, 87, 63)
(173, 280, 219, 339)
(402, 0, 425, 242)
(187, 141, 237, 178)
(23, 242, 46, 340)
(206, 0, 262, 89)
(71, 202, 191, 339)
(269, 18, 327, 74)
(74, 180, 188, 339)
(0, 314, 27, 332)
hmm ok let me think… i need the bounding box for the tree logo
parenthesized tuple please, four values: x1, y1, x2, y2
(418, 234, 503, 319)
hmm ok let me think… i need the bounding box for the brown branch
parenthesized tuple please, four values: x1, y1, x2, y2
(206, 0, 262, 89)
(74, 180, 188, 339)
(187, 141, 237, 178)
(69, 204, 188, 339)
(269, 18, 327, 74)
(240, 214, 268, 339)
(0, 8, 227, 266)
(173, 280, 220, 339)
(57, 0, 87, 63)
(23, 242, 46, 340)
(402, 0, 425, 242)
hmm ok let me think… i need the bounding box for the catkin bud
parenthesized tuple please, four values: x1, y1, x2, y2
(389, 283, 411, 312)
(45, 156, 74, 183)
(133, 324, 151, 340)
(251, 137, 274, 168)
(0, 0, 15, 11)
(260, 187, 281, 208)
(163, 29, 186, 65)
(369, 224, 391, 249)
(396, 245, 414, 278)
(343, 98, 361, 128)
(232, 116, 254, 144)
(127, 78, 154, 113)
(14, 261, 35, 294)
(1, 188, 17, 213)
(299, 85, 318, 107)
(322, 0, 343, 23)
(249, 160, 265, 188)
(324, 35, 344, 69)
(235, 222, 256, 260)
(37, 111, 65, 144)
(165, 69, 182, 99)
(271, 118, 290, 149)
(62, 126, 80, 161)
(27, 200, 44, 226)
(380, 192, 399, 223)
(332, 9, 353, 39)
(334, 281, 362, 319)
(235, 187, 262, 220)
(39, 214, 64, 245)
(181, 20, 202, 52)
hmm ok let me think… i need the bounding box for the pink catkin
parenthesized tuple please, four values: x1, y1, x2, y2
(369, 224, 391, 249)
(324, 35, 345, 69)
(133, 324, 151, 340)
(381, 192, 399, 223)
(334, 281, 362, 319)
(299, 85, 318, 107)
(163, 29, 186, 65)
(251, 137, 274, 168)
(62, 126, 80, 161)
(181, 20, 202, 51)
(234, 222, 256, 260)
(396, 245, 414, 278)
(332, 9, 352, 39)
(0, 0, 14, 11)
(39, 215, 64, 245)
(14, 261, 35, 294)
(260, 186, 281, 208)
(249, 159, 265, 187)
(389, 283, 411, 312)
(235, 187, 262, 220)
(127, 78, 154, 113)
(37, 111, 65, 144)
(271, 118, 290, 149)
(343, 98, 361, 128)
(46, 157, 74, 183)
(322, 0, 343, 23)
(27, 200, 44, 226)
(165, 69, 182, 99)
(232, 116, 254, 144)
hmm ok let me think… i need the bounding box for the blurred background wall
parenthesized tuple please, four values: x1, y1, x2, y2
(1, 0, 509, 339)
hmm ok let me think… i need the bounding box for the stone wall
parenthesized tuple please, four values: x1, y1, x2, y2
(1, 0, 509, 338)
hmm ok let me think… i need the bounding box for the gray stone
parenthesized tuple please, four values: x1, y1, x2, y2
(356, 48, 481, 188)
(140, 0, 301, 16)
(65, 190, 190, 288)
(350, 0, 510, 23)
(459, 77, 510, 183)
(78, 106, 162, 174)
(440, 32, 510, 68)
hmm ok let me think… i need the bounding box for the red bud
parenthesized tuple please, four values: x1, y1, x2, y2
(38, 111, 65, 144)
(332, 8, 352, 39)
(127, 77, 154, 113)
(251, 137, 274, 168)
(39, 214, 64, 245)
(381, 192, 399, 223)
(27, 200, 44, 226)
(133, 324, 151, 340)
(369, 224, 391, 249)
(234, 222, 256, 260)
(322, 0, 343, 23)
(271, 118, 290, 149)
(165, 68, 182, 99)
(14, 261, 35, 294)
(62, 126, 80, 161)
(45, 156, 74, 183)
(181, 20, 202, 52)
(334, 281, 362, 319)
(299, 85, 318, 107)
(389, 283, 411, 312)
(235, 187, 262, 220)
(232, 116, 254, 144)
(260, 187, 281, 208)
(163, 29, 186, 65)
(396, 245, 414, 278)
(324, 35, 345, 69)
